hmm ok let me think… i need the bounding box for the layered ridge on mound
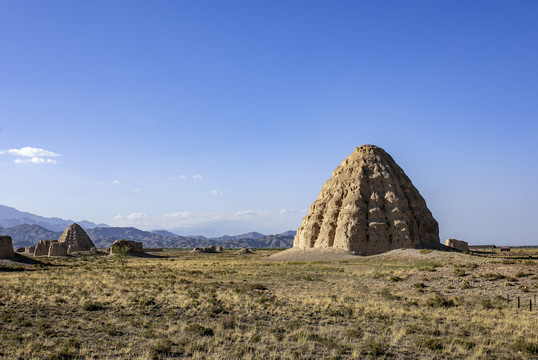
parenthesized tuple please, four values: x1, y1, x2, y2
(58, 223, 95, 253)
(294, 145, 439, 255)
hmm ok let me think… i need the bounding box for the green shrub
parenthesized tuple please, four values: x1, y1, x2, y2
(512, 339, 538, 355)
(185, 323, 214, 337)
(365, 342, 388, 356)
(483, 273, 505, 281)
(417, 337, 443, 350)
(453, 268, 466, 277)
(425, 295, 455, 308)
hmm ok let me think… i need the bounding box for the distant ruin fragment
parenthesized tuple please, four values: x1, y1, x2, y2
(109, 239, 144, 254)
(0, 235, 15, 258)
(48, 241, 69, 257)
(294, 145, 440, 255)
(58, 223, 95, 254)
(445, 239, 469, 252)
(34, 240, 54, 256)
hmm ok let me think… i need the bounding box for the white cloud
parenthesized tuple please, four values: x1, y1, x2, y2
(126, 212, 148, 219)
(193, 174, 203, 180)
(14, 157, 58, 164)
(7, 147, 60, 158)
(1, 146, 61, 164)
(234, 210, 257, 217)
(113, 212, 149, 220)
(279, 209, 294, 214)
(100, 180, 122, 185)
(165, 211, 193, 218)
(132, 187, 142, 192)
(172, 175, 186, 180)
(211, 190, 223, 195)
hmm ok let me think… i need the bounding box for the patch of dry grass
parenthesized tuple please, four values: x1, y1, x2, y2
(0, 250, 537, 359)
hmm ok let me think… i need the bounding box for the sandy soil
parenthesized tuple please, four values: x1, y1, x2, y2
(267, 247, 360, 261)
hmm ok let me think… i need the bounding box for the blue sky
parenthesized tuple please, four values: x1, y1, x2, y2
(0, 1, 537, 243)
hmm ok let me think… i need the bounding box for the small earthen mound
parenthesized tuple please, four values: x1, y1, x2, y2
(269, 248, 357, 261)
(48, 241, 68, 257)
(109, 239, 144, 254)
(0, 236, 15, 259)
(237, 248, 252, 255)
(34, 240, 54, 256)
(445, 239, 469, 252)
(191, 246, 224, 254)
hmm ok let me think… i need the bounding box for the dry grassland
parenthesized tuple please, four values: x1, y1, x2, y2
(1, 249, 538, 359)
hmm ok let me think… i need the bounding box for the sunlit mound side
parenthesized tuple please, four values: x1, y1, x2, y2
(293, 144, 440, 256)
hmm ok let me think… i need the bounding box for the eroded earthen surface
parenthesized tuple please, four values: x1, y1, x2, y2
(58, 223, 95, 254)
(294, 145, 439, 255)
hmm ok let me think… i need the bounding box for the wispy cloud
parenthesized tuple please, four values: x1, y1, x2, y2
(234, 210, 258, 217)
(193, 174, 203, 180)
(100, 179, 122, 185)
(211, 190, 223, 195)
(279, 209, 294, 214)
(132, 187, 142, 192)
(1, 146, 61, 164)
(113, 212, 149, 220)
(172, 175, 186, 180)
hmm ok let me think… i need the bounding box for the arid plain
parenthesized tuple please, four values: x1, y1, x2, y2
(1, 248, 537, 359)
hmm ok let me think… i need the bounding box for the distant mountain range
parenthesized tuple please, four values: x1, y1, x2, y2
(0, 205, 295, 249)
(0, 205, 107, 232)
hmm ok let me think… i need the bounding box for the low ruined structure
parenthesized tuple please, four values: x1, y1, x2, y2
(191, 246, 223, 253)
(0, 235, 15, 258)
(48, 241, 69, 257)
(58, 223, 95, 254)
(445, 239, 469, 252)
(34, 240, 54, 256)
(25, 246, 36, 254)
(109, 239, 144, 254)
(294, 145, 440, 256)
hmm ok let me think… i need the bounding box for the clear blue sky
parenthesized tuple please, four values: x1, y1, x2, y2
(1, 1, 537, 243)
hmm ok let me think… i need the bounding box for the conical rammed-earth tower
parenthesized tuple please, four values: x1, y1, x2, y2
(294, 145, 439, 255)
(58, 223, 95, 254)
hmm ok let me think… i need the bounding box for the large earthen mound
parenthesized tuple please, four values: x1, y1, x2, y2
(293, 145, 439, 256)
(58, 223, 95, 254)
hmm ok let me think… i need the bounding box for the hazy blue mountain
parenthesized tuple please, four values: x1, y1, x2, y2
(212, 232, 266, 242)
(1, 224, 61, 247)
(152, 230, 181, 237)
(279, 230, 297, 237)
(0, 205, 108, 232)
(169, 227, 223, 238)
(4, 224, 295, 249)
(0, 204, 296, 249)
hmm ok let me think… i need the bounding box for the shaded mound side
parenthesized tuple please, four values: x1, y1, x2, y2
(267, 248, 359, 261)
